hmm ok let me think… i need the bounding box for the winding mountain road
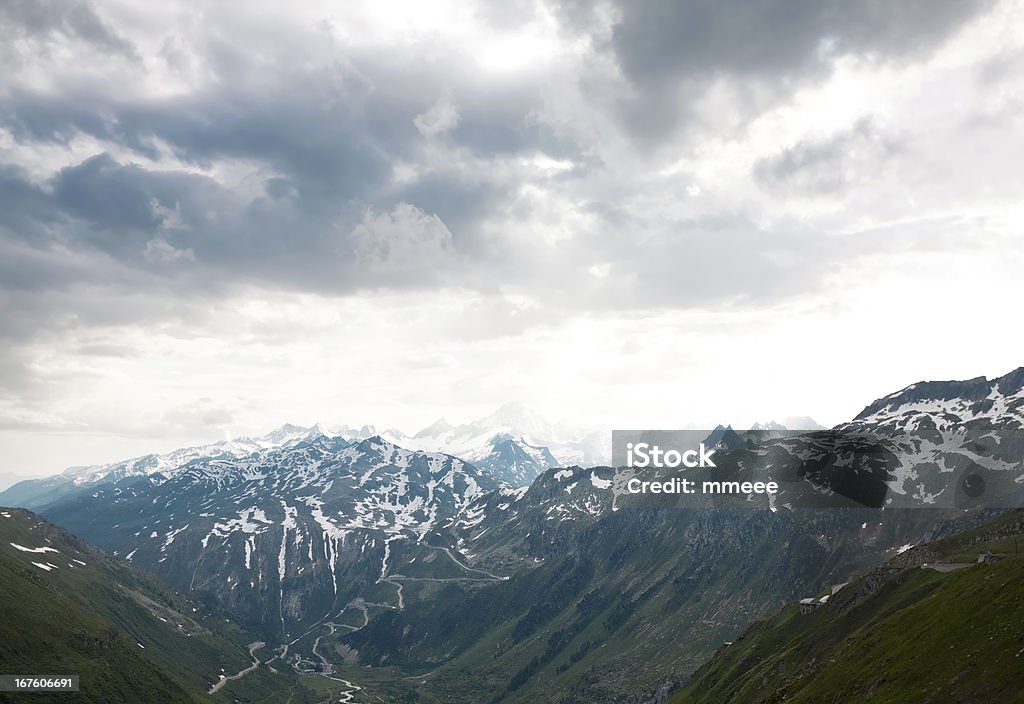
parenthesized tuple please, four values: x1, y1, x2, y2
(209, 641, 265, 694)
(422, 544, 509, 581)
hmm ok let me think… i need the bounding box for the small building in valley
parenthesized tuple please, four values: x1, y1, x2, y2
(978, 551, 1003, 565)
(799, 598, 818, 615)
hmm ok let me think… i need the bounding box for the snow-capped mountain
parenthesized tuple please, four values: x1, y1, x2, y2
(64, 423, 326, 484)
(667, 369, 1024, 513)
(852, 368, 1024, 426)
(384, 402, 610, 485)
(0, 423, 342, 509)
(751, 417, 826, 431)
(837, 367, 1024, 508)
(43, 434, 498, 638)
(0, 406, 604, 511)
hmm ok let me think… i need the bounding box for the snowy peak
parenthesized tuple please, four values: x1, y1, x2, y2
(353, 434, 393, 453)
(329, 423, 378, 440)
(392, 403, 611, 486)
(749, 417, 824, 431)
(854, 367, 1024, 424)
(471, 434, 561, 486)
(476, 402, 555, 440)
(261, 423, 312, 445)
(414, 418, 453, 439)
(61, 423, 336, 485)
(832, 367, 1024, 508)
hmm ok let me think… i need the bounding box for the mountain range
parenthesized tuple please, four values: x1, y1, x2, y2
(3, 368, 1023, 701)
(0, 404, 610, 511)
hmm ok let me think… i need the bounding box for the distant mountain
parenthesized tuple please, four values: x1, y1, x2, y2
(0, 423, 334, 510)
(0, 406, 607, 513)
(0, 507, 310, 703)
(751, 416, 825, 431)
(65, 423, 326, 484)
(671, 509, 1024, 704)
(384, 402, 610, 485)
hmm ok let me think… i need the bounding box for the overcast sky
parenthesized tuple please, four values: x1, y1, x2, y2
(1, 0, 1023, 482)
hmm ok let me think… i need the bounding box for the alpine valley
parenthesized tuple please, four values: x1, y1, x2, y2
(3, 369, 1024, 703)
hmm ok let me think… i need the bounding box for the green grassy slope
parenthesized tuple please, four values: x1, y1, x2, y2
(671, 510, 1024, 704)
(0, 507, 312, 704)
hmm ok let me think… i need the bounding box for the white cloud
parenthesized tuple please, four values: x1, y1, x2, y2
(414, 97, 460, 137)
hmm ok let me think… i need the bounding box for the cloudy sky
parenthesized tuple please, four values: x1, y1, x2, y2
(1, 0, 1023, 483)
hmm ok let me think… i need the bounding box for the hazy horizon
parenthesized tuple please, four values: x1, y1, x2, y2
(0, 395, 847, 486)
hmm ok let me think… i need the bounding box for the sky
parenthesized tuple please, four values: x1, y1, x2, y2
(1, 0, 1023, 483)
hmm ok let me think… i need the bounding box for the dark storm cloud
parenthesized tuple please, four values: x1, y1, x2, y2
(2, 83, 395, 203)
(0, 156, 244, 294)
(0, 164, 58, 236)
(0, 30, 584, 290)
(0, 0, 137, 58)
(0, 0, 1004, 350)
(0, 154, 332, 298)
(555, 0, 995, 141)
(606, 0, 993, 81)
(0, 33, 577, 311)
(54, 154, 179, 235)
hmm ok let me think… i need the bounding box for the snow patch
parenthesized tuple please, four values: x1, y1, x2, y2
(162, 524, 189, 551)
(10, 543, 59, 554)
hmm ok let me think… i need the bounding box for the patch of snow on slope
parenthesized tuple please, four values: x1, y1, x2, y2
(10, 542, 59, 554)
(162, 524, 189, 551)
(203, 507, 273, 547)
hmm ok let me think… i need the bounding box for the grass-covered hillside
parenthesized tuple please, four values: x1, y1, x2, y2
(671, 509, 1024, 704)
(0, 507, 310, 703)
